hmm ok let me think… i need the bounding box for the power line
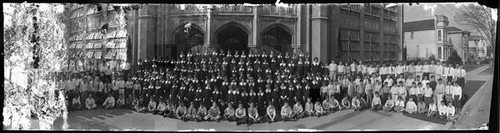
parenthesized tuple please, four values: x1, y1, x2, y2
(458, 5, 492, 40)
(444, 4, 460, 16)
(439, 5, 456, 17)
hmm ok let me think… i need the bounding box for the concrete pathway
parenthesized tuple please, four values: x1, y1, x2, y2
(452, 65, 494, 129)
(34, 108, 447, 131)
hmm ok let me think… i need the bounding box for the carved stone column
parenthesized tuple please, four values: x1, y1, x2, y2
(293, 5, 302, 53)
(204, 8, 213, 50)
(249, 6, 258, 48)
(311, 5, 328, 62)
(138, 5, 157, 60)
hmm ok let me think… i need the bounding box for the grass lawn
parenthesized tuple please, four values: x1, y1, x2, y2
(464, 65, 483, 72)
(461, 80, 486, 105)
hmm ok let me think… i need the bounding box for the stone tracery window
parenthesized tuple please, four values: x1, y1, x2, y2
(262, 26, 292, 53)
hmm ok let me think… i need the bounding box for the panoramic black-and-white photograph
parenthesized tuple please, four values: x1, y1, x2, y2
(3, 2, 497, 131)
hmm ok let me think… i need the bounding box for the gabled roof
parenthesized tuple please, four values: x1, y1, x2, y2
(446, 27, 462, 32)
(469, 35, 484, 40)
(403, 19, 435, 32)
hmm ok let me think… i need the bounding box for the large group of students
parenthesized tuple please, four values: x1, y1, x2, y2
(59, 49, 467, 125)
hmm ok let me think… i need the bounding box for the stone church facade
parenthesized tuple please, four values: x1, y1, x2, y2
(127, 4, 403, 64)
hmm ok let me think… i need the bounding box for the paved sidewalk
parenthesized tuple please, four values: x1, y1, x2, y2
(452, 65, 493, 129)
(465, 65, 493, 81)
(35, 108, 447, 131)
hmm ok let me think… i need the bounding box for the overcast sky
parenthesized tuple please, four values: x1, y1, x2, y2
(404, 3, 497, 36)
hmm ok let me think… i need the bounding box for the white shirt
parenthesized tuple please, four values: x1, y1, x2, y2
(395, 65, 403, 74)
(350, 64, 357, 72)
(435, 65, 444, 75)
(357, 65, 363, 72)
(379, 67, 387, 75)
(405, 79, 414, 87)
(125, 81, 134, 89)
(415, 65, 423, 73)
(460, 69, 466, 77)
(422, 65, 430, 73)
(354, 78, 361, 86)
(453, 68, 461, 77)
(367, 67, 375, 74)
(428, 64, 436, 74)
(446, 106, 455, 116)
(387, 66, 395, 74)
(428, 103, 437, 111)
(103, 96, 115, 107)
(443, 67, 451, 76)
(406, 101, 417, 112)
(385, 99, 395, 107)
(397, 86, 407, 96)
(453, 86, 462, 99)
(409, 87, 419, 95)
(438, 103, 447, 113)
(374, 76, 382, 83)
(98, 82, 105, 92)
(72, 97, 81, 105)
(123, 62, 130, 70)
(329, 63, 337, 72)
(403, 65, 409, 73)
(384, 78, 394, 87)
(80, 81, 88, 92)
(421, 80, 430, 87)
(416, 87, 424, 95)
(337, 65, 344, 73)
(372, 96, 381, 106)
(112, 80, 119, 91)
(362, 65, 368, 74)
(445, 85, 454, 95)
(409, 65, 416, 73)
(395, 100, 405, 107)
(390, 86, 399, 95)
(423, 87, 433, 97)
(85, 98, 96, 107)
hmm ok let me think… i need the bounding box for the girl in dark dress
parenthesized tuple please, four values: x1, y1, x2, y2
(204, 82, 212, 108)
(311, 77, 321, 103)
(297, 58, 304, 77)
(304, 58, 311, 76)
(241, 88, 248, 108)
(312, 57, 321, 75)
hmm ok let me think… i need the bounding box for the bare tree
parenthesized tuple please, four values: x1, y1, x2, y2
(454, 4, 497, 57)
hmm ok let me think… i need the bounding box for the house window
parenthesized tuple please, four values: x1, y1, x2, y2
(444, 30, 447, 42)
(410, 32, 414, 39)
(438, 46, 442, 60)
(437, 29, 442, 41)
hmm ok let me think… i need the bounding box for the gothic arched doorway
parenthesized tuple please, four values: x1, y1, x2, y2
(175, 26, 204, 56)
(262, 25, 292, 53)
(217, 25, 249, 54)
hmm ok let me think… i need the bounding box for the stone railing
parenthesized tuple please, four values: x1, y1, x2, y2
(170, 4, 298, 17)
(258, 5, 297, 16)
